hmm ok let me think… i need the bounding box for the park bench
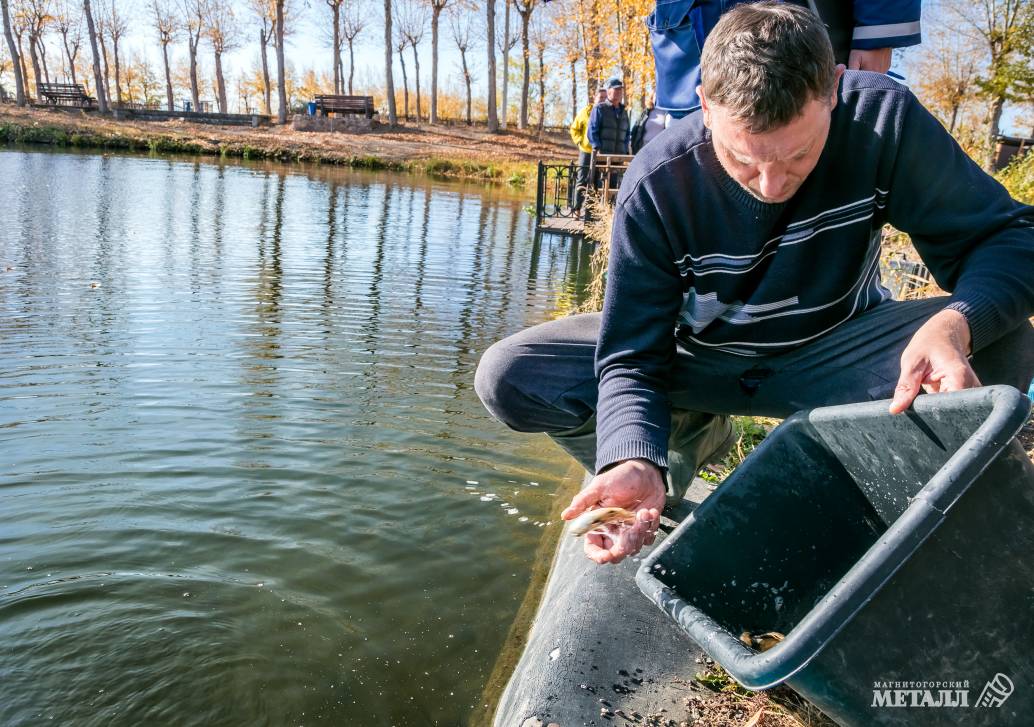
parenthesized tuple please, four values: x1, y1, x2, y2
(37, 82, 95, 108)
(313, 94, 375, 118)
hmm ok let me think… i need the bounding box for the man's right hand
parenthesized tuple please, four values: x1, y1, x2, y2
(561, 459, 665, 565)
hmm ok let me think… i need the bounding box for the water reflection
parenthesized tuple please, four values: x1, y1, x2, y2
(0, 148, 591, 725)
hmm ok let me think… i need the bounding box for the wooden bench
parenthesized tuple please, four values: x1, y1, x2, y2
(313, 95, 375, 118)
(37, 82, 95, 108)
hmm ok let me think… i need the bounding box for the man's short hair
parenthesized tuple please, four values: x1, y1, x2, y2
(700, 1, 836, 133)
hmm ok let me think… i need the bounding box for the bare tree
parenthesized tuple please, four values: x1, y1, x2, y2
(151, 0, 176, 110)
(426, 0, 447, 123)
(530, 5, 546, 130)
(382, 0, 396, 125)
(1, 0, 26, 104)
(204, 0, 239, 113)
(393, 17, 408, 119)
(513, 0, 536, 129)
(180, 0, 203, 111)
(448, 7, 471, 124)
(24, 0, 52, 91)
(485, 0, 497, 130)
(12, 9, 30, 95)
(499, 0, 519, 128)
(104, 0, 127, 104)
(340, 0, 364, 95)
(55, 0, 82, 85)
(82, 0, 105, 111)
(324, 0, 343, 93)
(396, 0, 426, 120)
(247, 0, 273, 115)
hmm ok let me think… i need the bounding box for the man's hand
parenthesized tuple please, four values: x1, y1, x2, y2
(561, 459, 665, 565)
(889, 309, 981, 414)
(848, 48, 893, 74)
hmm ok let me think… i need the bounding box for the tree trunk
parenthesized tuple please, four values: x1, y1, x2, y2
(275, 0, 287, 124)
(187, 32, 199, 110)
(570, 59, 576, 123)
(161, 41, 173, 110)
(63, 36, 79, 86)
(382, 0, 397, 125)
(461, 50, 471, 124)
(486, 0, 497, 131)
(537, 43, 545, 130)
(214, 49, 227, 113)
(398, 48, 409, 120)
(501, 0, 509, 128)
(27, 34, 42, 94)
(259, 28, 271, 115)
(347, 40, 355, 95)
(0, 0, 26, 105)
(112, 36, 122, 104)
(519, 10, 530, 129)
(37, 37, 50, 84)
(411, 42, 421, 121)
(82, 0, 106, 113)
(987, 95, 1005, 171)
(98, 32, 111, 107)
(430, 8, 440, 123)
(332, 4, 340, 94)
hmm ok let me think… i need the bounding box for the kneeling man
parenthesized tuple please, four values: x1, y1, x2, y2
(475, 2, 1034, 565)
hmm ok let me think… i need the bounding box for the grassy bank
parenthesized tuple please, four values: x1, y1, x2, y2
(0, 108, 562, 189)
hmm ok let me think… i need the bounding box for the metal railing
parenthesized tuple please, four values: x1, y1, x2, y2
(535, 161, 579, 226)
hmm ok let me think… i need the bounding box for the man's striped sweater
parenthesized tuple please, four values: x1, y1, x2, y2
(594, 71, 1034, 474)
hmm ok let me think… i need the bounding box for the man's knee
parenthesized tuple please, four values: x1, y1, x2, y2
(972, 318, 1034, 392)
(474, 338, 538, 432)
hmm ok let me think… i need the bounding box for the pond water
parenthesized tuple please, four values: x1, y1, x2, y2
(0, 149, 593, 725)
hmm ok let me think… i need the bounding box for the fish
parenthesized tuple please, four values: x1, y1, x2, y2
(739, 631, 785, 652)
(568, 507, 637, 537)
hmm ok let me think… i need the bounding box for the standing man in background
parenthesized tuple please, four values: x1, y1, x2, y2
(570, 85, 607, 217)
(587, 78, 631, 155)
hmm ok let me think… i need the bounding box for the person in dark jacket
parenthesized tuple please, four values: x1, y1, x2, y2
(475, 3, 1034, 565)
(649, 0, 921, 118)
(631, 92, 667, 153)
(587, 78, 631, 155)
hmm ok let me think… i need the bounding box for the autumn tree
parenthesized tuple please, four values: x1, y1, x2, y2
(180, 0, 203, 111)
(24, 0, 52, 90)
(54, 0, 82, 86)
(324, 0, 343, 93)
(513, 0, 535, 129)
(425, 0, 447, 123)
(1, 0, 26, 104)
(485, 0, 497, 130)
(396, 0, 426, 120)
(447, 4, 471, 124)
(151, 0, 176, 110)
(274, 0, 286, 122)
(204, 0, 239, 113)
(103, 0, 127, 104)
(247, 0, 274, 114)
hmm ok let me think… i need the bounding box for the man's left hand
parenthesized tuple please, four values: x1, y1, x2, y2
(848, 48, 893, 74)
(889, 308, 981, 414)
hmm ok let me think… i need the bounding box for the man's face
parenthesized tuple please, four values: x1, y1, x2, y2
(595, 89, 607, 104)
(699, 68, 843, 204)
(607, 86, 624, 105)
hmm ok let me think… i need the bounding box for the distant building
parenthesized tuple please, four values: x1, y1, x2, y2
(993, 134, 1034, 172)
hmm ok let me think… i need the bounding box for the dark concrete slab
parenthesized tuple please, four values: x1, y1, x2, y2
(493, 477, 717, 726)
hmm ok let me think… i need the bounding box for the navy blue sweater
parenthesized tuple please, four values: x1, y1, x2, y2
(594, 71, 1034, 473)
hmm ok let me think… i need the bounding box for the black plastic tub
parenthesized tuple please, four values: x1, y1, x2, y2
(637, 386, 1034, 726)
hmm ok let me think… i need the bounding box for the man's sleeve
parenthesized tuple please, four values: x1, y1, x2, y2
(587, 105, 601, 149)
(886, 92, 1034, 354)
(594, 201, 684, 473)
(851, 0, 921, 50)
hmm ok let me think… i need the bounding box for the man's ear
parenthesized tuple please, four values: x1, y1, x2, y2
(829, 64, 846, 109)
(697, 85, 712, 128)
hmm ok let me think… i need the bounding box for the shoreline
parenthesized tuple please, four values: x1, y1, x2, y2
(0, 106, 573, 189)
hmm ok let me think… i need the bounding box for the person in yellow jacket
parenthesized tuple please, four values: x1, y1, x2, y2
(570, 86, 606, 215)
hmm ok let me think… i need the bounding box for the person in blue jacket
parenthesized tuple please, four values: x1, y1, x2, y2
(587, 78, 631, 154)
(650, 0, 921, 117)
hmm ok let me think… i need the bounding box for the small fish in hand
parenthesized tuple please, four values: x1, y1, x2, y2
(569, 507, 637, 537)
(739, 631, 785, 652)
